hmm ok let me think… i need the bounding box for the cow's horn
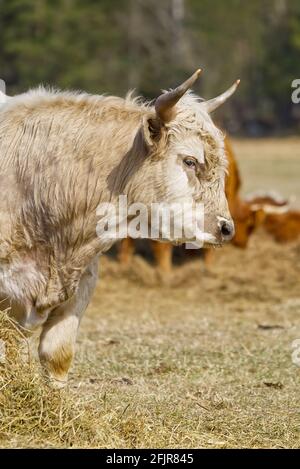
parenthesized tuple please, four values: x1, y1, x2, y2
(204, 79, 240, 113)
(155, 69, 202, 122)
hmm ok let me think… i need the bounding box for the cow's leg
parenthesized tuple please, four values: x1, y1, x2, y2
(118, 238, 135, 266)
(152, 241, 173, 274)
(0, 297, 42, 363)
(38, 257, 99, 388)
(203, 248, 214, 270)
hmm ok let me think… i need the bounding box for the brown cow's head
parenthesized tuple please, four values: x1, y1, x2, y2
(127, 70, 240, 247)
(231, 200, 264, 248)
(231, 192, 290, 248)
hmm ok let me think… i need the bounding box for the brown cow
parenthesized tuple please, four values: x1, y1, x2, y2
(0, 70, 239, 386)
(263, 211, 300, 243)
(222, 138, 264, 248)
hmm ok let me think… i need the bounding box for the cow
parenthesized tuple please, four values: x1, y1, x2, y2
(263, 210, 300, 243)
(219, 138, 264, 248)
(244, 191, 299, 243)
(245, 191, 290, 212)
(0, 70, 239, 386)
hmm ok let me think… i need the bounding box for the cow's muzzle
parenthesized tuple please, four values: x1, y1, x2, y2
(218, 218, 235, 242)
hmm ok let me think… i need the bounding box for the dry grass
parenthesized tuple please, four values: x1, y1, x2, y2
(1, 138, 300, 448)
(0, 310, 98, 448)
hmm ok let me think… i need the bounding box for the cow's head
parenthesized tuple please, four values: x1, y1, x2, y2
(128, 70, 240, 246)
(231, 200, 265, 248)
(232, 193, 290, 248)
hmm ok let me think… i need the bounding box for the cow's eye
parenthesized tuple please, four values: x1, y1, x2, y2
(184, 157, 197, 169)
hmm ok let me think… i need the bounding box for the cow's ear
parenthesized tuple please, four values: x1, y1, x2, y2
(142, 116, 162, 146)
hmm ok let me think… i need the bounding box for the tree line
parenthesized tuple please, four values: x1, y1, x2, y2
(0, 0, 299, 134)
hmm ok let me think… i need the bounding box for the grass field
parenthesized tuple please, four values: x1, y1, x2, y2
(233, 137, 300, 204)
(1, 138, 300, 448)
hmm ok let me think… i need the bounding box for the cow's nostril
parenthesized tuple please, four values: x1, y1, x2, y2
(220, 220, 234, 240)
(221, 224, 231, 236)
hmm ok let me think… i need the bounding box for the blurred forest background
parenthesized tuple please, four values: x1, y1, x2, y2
(0, 0, 300, 135)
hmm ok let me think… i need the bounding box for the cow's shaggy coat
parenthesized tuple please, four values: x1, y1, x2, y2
(0, 76, 237, 385)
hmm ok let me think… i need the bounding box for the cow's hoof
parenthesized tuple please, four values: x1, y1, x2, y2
(48, 375, 68, 390)
(41, 369, 68, 389)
